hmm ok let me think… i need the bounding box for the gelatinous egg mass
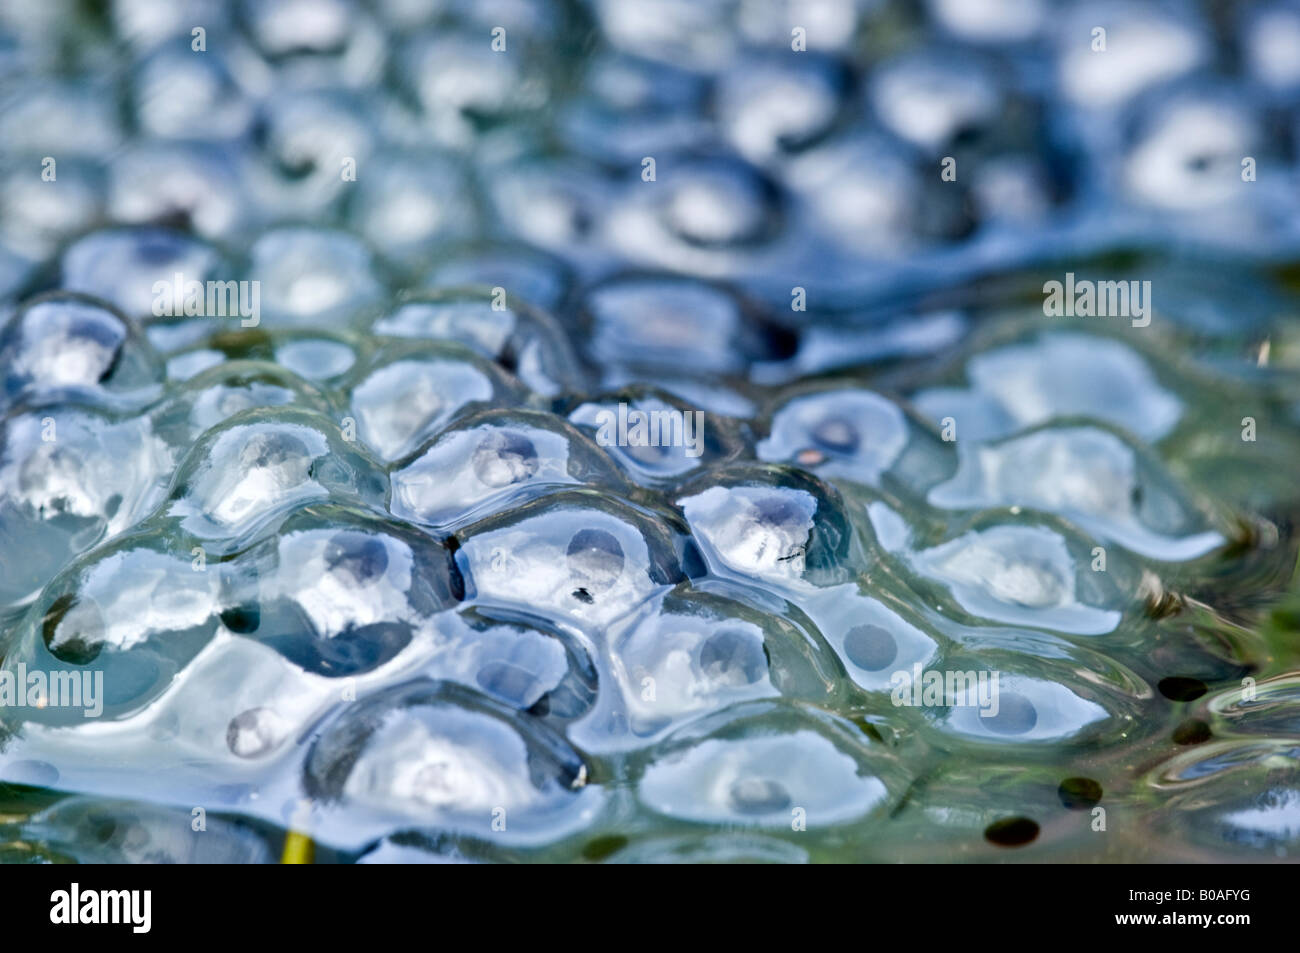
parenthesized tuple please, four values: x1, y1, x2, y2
(0, 0, 1296, 866)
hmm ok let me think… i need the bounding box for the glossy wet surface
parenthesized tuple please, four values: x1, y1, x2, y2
(1, 1, 1299, 863)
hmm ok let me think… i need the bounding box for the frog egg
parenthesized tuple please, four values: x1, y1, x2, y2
(0, 406, 172, 609)
(239, 0, 386, 88)
(222, 508, 462, 677)
(345, 151, 479, 274)
(870, 50, 1002, 154)
(1122, 94, 1260, 213)
(343, 342, 521, 463)
(0, 157, 103, 264)
(717, 54, 850, 164)
(107, 144, 247, 241)
(938, 673, 1110, 743)
(149, 359, 335, 448)
(246, 94, 377, 220)
(453, 490, 697, 631)
(60, 227, 224, 321)
(0, 79, 121, 157)
(163, 407, 388, 551)
(920, 331, 1183, 443)
(0, 293, 162, 412)
(928, 426, 1223, 560)
(677, 465, 864, 592)
(400, 30, 544, 144)
(559, 53, 710, 166)
(303, 679, 598, 848)
(272, 333, 357, 384)
(1241, 3, 1300, 91)
(637, 711, 895, 828)
(131, 46, 254, 141)
(568, 389, 741, 487)
(579, 274, 792, 379)
(390, 408, 626, 531)
(421, 606, 597, 718)
(925, 0, 1046, 44)
(1055, 1, 1209, 111)
(245, 227, 384, 329)
(1, 534, 224, 726)
(589, 0, 742, 70)
(367, 288, 584, 398)
(910, 524, 1124, 635)
(758, 388, 909, 486)
(798, 586, 941, 693)
(425, 244, 574, 316)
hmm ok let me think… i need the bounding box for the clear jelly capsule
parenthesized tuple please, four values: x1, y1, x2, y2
(1055, 0, 1209, 113)
(579, 274, 793, 378)
(912, 331, 1183, 443)
(1241, 2, 1300, 92)
(925, 0, 1046, 44)
(907, 523, 1125, 636)
(795, 584, 942, 694)
(783, 133, 944, 258)
(605, 154, 789, 274)
(570, 585, 837, 753)
(0, 156, 103, 264)
(1206, 674, 1300, 739)
(149, 359, 335, 448)
(303, 679, 599, 848)
(246, 227, 384, 329)
(734, 0, 872, 52)
(162, 407, 388, 552)
(936, 671, 1111, 743)
(0, 80, 121, 157)
(345, 150, 479, 275)
(869, 49, 1002, 154)
(425, 244, 574, 316)
(454, 489, 699, 631)
(636, 704, 899, 828)
(559, 53, 710, 166)
(756, 311, 969, 383)
(1122, 92, 1261, 216)
(0, 293, 163, 412)
(0, 404, 172, 610)
(240, 0, 386, 87)
(146, 629, 340, 767)
(484, 157, 617, 263)
(676, 464, 867, 593)
(367, 288, 584, 398)
(758, 387, 909, 487)
(342, 340, 523, 463)
(421, 606, 597, 719)
(272, 332, 357, 384)
(60, 227, 224, 321)
(400, 30, 545, 145)
(589, 0, 742, 70)
(130, 45, 254, 142)
(22, 798, 272, 864)
(110, 0, 234, 51)
(567, 388, 744, 488)
(928, 425, 1224, 561)
(390, 407, 627, 531)
(220, 506, 462, 678)
(1, 532, 224, 726)
(716, 53, 849, 165)
(1148, 761, 1300, 856)
(107, 144, 247, 241)
(246, 91, 376, 221)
